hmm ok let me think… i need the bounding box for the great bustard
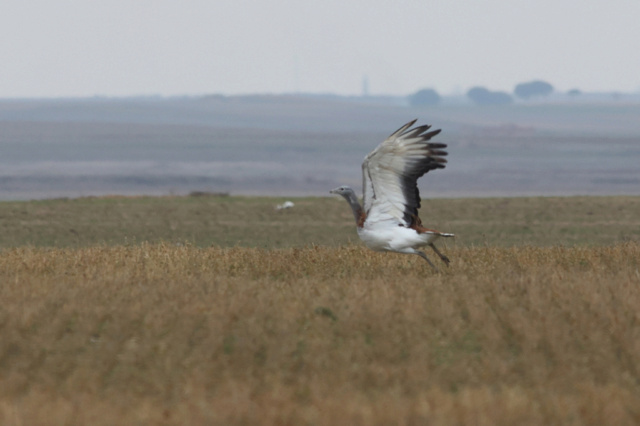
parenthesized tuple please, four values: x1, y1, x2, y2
(330, 119, 453, 270)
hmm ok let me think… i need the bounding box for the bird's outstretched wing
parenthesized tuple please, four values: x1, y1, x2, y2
(361, 119, 447, 227)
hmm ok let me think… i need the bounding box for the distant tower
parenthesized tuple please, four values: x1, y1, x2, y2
(362, 75, 370, 97)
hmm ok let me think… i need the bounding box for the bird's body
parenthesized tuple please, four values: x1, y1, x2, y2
(331, 119, 453, 269)
(357, 222, 444, 254)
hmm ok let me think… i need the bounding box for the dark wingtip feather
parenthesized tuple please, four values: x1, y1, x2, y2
(389, 119, 418, 138)
(425, 128, 442, 138)
(402, 125, 432, 139)
(428, 142, 447, 149)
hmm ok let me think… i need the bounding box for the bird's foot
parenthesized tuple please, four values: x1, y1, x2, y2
(429, 243, 450, 266)
(416, 251, 439, 272)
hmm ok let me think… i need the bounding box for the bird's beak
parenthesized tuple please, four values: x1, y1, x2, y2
(329, 188, 338, 194)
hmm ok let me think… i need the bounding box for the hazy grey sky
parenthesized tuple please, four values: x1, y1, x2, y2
(2, 0, 639, 98)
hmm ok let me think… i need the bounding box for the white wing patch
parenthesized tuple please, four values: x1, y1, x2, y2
(361, 119, 447, 227)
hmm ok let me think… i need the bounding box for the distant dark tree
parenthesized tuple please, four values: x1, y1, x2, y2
(408, 88, 441, 106)
(466, 87, 513, 105)
(514, 80, 554, 99)
(567, 88, 582, 96)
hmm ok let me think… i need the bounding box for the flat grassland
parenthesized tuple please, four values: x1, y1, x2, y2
(1, 195, 639, 248)
(1, 196, 640, 425)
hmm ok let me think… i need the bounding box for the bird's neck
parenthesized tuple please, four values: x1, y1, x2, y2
(343, 192, 365, 226)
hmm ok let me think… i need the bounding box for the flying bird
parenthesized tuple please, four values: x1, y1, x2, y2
(330, 119, 453, 270)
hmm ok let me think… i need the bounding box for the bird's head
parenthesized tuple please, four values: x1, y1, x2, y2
(330, 186, 354, 197)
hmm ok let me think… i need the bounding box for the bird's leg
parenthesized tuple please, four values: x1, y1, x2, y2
(416, 251, 439, 271)
(429, 243, 450, 266)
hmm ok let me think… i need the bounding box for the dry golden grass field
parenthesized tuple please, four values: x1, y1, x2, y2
(1, 195, 640, 425)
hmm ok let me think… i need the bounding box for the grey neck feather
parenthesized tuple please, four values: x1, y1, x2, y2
(342, 190, 364, 224)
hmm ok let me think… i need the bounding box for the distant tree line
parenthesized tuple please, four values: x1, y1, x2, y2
(408, 79, 569, 106)
(408, 89, 441, 106)
(514, 81, 553, 99)
(467, 87, 513, 105)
